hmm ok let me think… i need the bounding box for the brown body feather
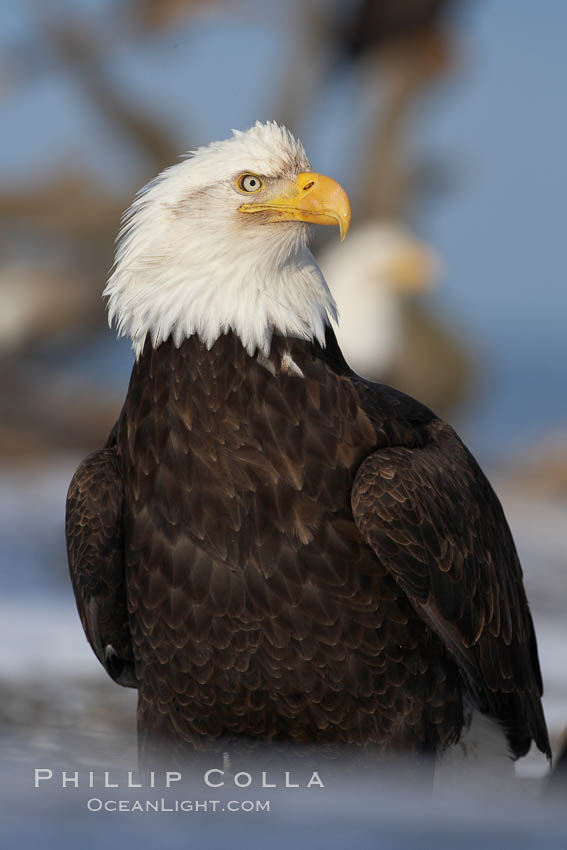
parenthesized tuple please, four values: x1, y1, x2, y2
(66, 327, 550, 763)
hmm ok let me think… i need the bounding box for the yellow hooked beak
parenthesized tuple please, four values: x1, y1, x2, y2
(239, 172, 351, 242)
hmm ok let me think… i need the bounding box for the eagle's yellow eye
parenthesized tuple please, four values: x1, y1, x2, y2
(236, 173, 263, 193)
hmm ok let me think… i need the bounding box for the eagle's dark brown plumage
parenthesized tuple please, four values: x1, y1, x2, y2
(66, 326, 550, 764)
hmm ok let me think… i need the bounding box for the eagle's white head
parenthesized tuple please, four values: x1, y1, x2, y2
(104, 121, 350, 358)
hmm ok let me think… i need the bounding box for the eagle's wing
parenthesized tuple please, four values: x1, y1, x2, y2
(66, 442, 137, 688)
(351, 436, 550, 758)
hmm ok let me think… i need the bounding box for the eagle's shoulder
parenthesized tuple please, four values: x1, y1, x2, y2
(312, 324, 439, 453)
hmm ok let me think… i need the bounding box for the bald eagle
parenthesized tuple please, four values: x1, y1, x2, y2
(318, 223, 438, 381)
(66, 122, 550, 768)
(318, 223, 472, 418)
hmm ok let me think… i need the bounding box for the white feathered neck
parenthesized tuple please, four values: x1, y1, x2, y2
(104, 122, 337, 358)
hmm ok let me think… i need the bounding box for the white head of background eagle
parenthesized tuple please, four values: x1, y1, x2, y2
(105, 121, 351, 358)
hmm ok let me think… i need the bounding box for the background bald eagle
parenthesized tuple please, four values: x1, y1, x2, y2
(317, 223, 473, 420)
(318, 223, 438, 380)
(66, 122, 550, 769)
